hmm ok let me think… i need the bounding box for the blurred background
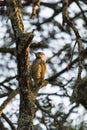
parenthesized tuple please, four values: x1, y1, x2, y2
(0, 0, 87, 129)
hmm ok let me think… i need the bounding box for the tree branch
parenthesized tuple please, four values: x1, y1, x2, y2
(0, 47, 16, 55)
(47, 48, 87, 82)
(35, 100, 64, 130)
(2, 112, 16, 130)
(62, 0, 83, 82)
(0, 88, 18, 115)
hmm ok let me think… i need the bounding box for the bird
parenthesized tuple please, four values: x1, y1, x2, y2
(31, 52, 46, 90)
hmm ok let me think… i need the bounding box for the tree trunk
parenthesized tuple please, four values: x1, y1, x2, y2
(7, 0, 34, 129)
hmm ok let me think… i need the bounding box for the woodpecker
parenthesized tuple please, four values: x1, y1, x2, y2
(31, 52, 46, 89)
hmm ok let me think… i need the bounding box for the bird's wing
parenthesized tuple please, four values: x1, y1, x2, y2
(40, 61, 46, 84)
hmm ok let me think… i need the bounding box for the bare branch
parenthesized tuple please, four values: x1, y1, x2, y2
(0, 76, 17, 85)
(62, 0, 83, 80)
(35, 100, 64, 130)
(0, 47, 16, 55)
(7, 0, 25, 39)
(2, 112, 16, 130)
(0, 88, 18, 115)
(47, 48, 87, 82)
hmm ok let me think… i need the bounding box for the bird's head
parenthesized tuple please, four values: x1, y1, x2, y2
(34, 52, 46, 61)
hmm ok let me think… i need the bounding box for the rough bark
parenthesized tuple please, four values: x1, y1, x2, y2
(77, 77, 87, 109)
(7, 0, 34, 129)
